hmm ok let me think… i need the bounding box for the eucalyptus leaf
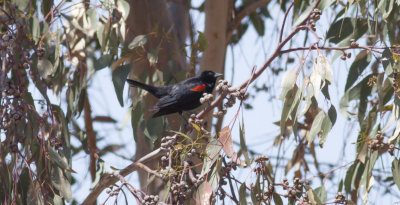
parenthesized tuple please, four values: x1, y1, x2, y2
(51, 166, 72, 202)
(306, 110, 325, 145)
(392, 158, 400, 191)
(112, 64, 131, 106)
(128, 35, 147, 49)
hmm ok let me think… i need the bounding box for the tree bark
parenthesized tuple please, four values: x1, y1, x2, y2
(199, 0, 230, 129)
(125, 0, 188, 192)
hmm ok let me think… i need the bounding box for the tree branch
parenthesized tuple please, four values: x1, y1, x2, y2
(84, 91, 97, 182)
(228, 0, 270, 34)
(82, 148, 167, 205)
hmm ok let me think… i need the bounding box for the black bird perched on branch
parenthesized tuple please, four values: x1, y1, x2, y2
(127, 70, 223, 118)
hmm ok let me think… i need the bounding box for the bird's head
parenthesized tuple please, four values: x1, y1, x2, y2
(200, 70, 223, 83)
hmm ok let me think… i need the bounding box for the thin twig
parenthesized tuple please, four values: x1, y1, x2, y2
(279, 0, 295, 43)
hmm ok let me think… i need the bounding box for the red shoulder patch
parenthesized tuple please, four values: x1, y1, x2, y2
(190, 84, 206, 92)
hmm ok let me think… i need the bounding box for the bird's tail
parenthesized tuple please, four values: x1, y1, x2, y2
(126, 79, 158, 96)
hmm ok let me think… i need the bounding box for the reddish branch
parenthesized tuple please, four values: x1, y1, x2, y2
(84, 92, 97, 181)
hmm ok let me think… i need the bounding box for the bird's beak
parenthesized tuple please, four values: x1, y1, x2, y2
(214, 73, 223, 78)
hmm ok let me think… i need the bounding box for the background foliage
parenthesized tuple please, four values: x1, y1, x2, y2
(1, 0, 400, 204)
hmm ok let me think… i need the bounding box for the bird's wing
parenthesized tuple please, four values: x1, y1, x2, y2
(155, 80, 205, 108)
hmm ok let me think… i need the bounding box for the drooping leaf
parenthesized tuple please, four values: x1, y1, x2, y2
(112, 64, 131, 106)
(239, 183, 247, 205)
(85, 8, 98, 35)
(94, 54, 113, 71)
(326, 18, 368, 45)
(141, 116, 167, 149)
(117, 0, 130, 20)
(218, 126, 245, 166)
(306, 110, 325, 145)
(200, 139, 222, 178)
(197, 31, 208, 51)
(318, 111, 334, 147)
(280, 85, 300, 137)
(279, 68, 297, 100)
(273, 193, 283, 205)
(48, 146, 75, 173)
(196, 182, 212, 205)
(51, 166, 72, 202)
(128, 35, 147, 49)
(314, 185, 327, 203)
(239, 120, 251, 165)
(249, 12, 265, 36)
(345, 51, 371, 91)
(392, 158, 400, 191)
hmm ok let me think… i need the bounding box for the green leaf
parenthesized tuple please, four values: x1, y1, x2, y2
(90, 158, 106, 189)
(94, 54, 113, 71)
(51, 166, 72, 202)
(392, 158, 400, 191)
(280, 85, 300, 137)
(239, 120, 251, 165)
(306, 110, 325, 145)
(200, 139, 222, 178)
(48, 145, 74, 172)
(338, 179, 343, 192)
(273, 193, 283, 205)
(18, 168, 31, 204)
(239, 183, 247, 205)
(381, 0, 394, 19)
(141, 116, 167, 149)
(249, 12, 264, 36)
(293, 6, 313, 27)
(314, 185, 327, 203)
(339, 74, 373, 118)
(197, 31, 208, 51)
(131, 105, 143, 142)
(382, 48, 394, 78)
(319, 111, 333, 147)
(52, 105, 71, 148)
(231, 23, 249, 44)
(345, 51, 371, 91)
(112, 64, 131, 106)
(279, 68, 297, 100)
(326, 18, 368, 45)
(86, 8, 98, 33)
(128, 35, 147, 49)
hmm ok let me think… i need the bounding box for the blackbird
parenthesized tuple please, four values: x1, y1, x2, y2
(127, 70, 223, 118)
